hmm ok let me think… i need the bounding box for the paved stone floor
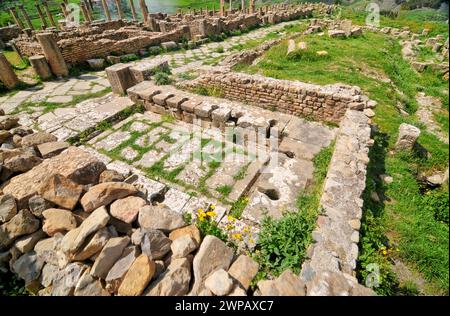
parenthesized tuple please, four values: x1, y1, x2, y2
(1, 18, 334, 250)
(0, 19, 299, 114)
(79, 97, 336, 248)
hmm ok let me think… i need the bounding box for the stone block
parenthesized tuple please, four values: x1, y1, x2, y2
(105, 63, 135, 94)
(29, 55, 52, 80)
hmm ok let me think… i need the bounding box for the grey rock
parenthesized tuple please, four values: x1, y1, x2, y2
(205, 269, 234, 296)
(0, 194, 17, 223)
(138, 204, 186, 232)
(190, 235, 234, 295)
(12, 251, 44, 285)
(171, 235, 197, 258)
(145, 257, 191, 296)
(90, 236, 130, 279)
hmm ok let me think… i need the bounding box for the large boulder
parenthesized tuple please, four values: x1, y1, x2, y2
(105, 245, 140, 293)
(0, 209, 40, 250)
(51, 262, 89, 296)
(38, 174, 83, 210)
(131, 228, 171, 260)
(61, 206, 110, 254)
(190, 235, 234, 295)
(256, 269, 306, 296)
(90, 236, 130, 279)
(169, 225, 201, 245)
(12, 251, 44, 286)
(138, 205, 186, 232)
(74, 268, 110, 296)
(0, 116, 19, 130)
(3, 152, 42, 173)
(37, 141, 70, 159)
(14, 229, 46, 253)
(228, 255, 259, 290)
(118, 254, 156, 296)
(110, 196, 147, 224)
(205, 268, 234, 296)
(171, 235, 198, 259)
(145, 257, 191, 296)
(0, 194, 17, 223)
(21, 132, 57, 148)
(2, 147, 106, 208)
(71, 227, 110, 261)
(80, 182, 138, 212)
(42, 208, 78, 236)
(395, 123, 421, 151)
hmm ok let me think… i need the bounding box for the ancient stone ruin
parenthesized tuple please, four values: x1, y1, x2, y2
(6, 1, 437, 298)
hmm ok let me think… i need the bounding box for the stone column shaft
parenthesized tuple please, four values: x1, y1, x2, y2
(9, 8, 24, 30)
(139, 0, 149, 23)
(18, 5, 34, 30)
(129, 0, 138, 21)
(42, 0, 58, 29)
(250, 0, 255, 14)
(81, 2, 92, 24)
(36, 4, 48, 29)
(0, 52, 19, 89)
(101, 0, 112, 21)
(241, 0, 246, 13)
(36, 33, 69, 77)
(220, 0, 225, 16)
(114, 0, 124, 20)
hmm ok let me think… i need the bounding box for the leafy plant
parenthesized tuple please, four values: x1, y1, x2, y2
(195, 205, 228, 243)
(255, 211, 314, 277)
(154, 71, 173, 86)
(423, 188, 449, 224)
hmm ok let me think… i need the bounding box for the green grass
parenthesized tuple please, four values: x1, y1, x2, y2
(239, 23, 448, 295)
(12, 86, 112, 115)
(3, 50, 29, 70)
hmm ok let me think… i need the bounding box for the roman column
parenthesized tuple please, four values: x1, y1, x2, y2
(36, 4, 48, 29)
(42, 0, 58, 29)
(0, 52, 19, 89)
(101, 0, 112, 21)
(9, 8, 24, 29)
(139, 0, 149, 24)
(114, 0, 124, 20)
(36, 33, 69, 77)
(129, 0, 138, 21)
(18, 5, 34, 30)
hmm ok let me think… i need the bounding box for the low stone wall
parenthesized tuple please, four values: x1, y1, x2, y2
(185, 69, 368, 124)
(0, 25, 21, 42)
(59, 27, 189, 66)
(12, 3, 331, 68)
(299, 109, 375, 296)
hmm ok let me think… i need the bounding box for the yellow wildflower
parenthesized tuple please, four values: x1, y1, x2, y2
(232, 233, 243, 240)
(226, 224, 234, 231)
(197, 208, 204, 214)
(206, 211, 217, 217)
(382, 250, 388, 256)
(210, 205, 216, 210)
(243, 226, 250, 233)
(227, 215, 235, 222)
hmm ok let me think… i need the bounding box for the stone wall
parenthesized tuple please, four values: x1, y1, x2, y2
(0, 25, 21, 42)
(11, 3, 330, 67)
(299, 109, 375, 296)
(185, 69, 368, 124)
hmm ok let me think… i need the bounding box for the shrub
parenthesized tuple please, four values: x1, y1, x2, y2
(154, 71, 172, 86)
(255, 211, 315, 277)
(423, 188, 449, 224)
(148, 46, 162, 56)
